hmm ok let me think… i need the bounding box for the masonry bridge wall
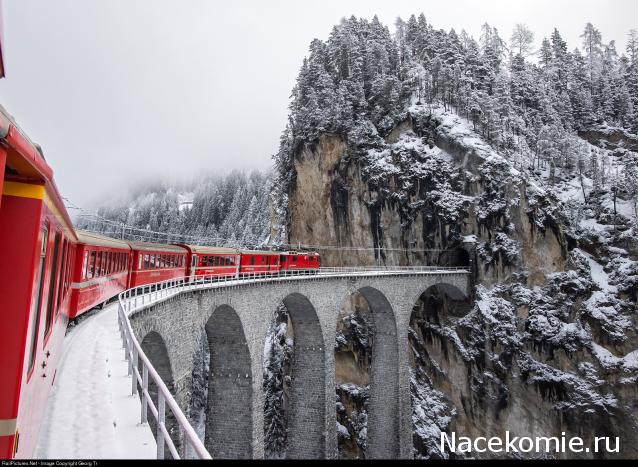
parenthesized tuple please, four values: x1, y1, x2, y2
(128, 272, 470, 459)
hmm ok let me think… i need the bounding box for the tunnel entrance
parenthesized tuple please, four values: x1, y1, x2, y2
(437, 247, 470, 268)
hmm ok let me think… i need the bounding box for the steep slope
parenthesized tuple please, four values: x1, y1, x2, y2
(270, 15, 638, 458)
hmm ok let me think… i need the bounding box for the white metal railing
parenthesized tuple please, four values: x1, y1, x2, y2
(116, 266, 469, 458)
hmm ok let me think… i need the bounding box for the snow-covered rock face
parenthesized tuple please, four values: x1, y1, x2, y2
(282, 110, 638, 457)
(273, 15, 638, 458)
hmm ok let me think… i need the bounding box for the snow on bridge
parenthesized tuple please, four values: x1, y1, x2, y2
(34, 267, 470, 459)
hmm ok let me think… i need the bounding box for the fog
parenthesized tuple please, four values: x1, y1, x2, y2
(0, 0, 635, 208)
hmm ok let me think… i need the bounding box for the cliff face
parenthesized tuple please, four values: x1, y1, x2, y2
(282, 105, 638, 458)
(287, 106, 566, 286)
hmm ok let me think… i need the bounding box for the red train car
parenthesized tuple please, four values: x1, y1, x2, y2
(0, 105, 77, 459)
(174, 244, 239, 281)
(69, 231, 131, 318)
(238, 250, 281, 275)
(127, 241, 187, 288)
(279, 251, 321, 273)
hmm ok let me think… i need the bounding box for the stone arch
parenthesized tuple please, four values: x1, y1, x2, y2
(281, 293, 326, 458)
(357, 287, 400, 459)
(408, 282, 472, 458)
(335, 286, 399, 459)
(139, 330, 179, 457)
(205, 305, 253, 458)
(411, 283, 470, 324)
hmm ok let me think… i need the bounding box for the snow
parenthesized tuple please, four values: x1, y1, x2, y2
(580, 249, 617, 293)
(34, 303, 156, 459)
(591, 343, 638, 372)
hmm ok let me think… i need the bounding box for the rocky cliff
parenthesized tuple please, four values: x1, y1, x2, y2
(278, 103, 638, 458)
(268, 15, 638, 459)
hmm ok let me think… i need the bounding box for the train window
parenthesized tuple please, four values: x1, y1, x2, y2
(139, 254, 143, 270)
(97, 252, 103, 277)
(82, 251, 89, 279)
(163, 255, 167, 268)
(144, 254, 150, 269)
(149, 254, 155, 268)
(27, 227, 48, 375)
(45, 233, 62, 337)
(89, 251, 96, 279)
(250, 256, 255, 265)
(281, 255, 286, 263)
(57, 239, 68, 312)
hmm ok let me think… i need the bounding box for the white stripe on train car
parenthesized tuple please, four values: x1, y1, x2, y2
(71, 271, 129, 289)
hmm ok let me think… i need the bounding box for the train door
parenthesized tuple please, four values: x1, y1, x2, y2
(190, 254, 197, 281)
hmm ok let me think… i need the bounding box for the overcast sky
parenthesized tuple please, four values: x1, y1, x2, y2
(1, 0, 636, 208)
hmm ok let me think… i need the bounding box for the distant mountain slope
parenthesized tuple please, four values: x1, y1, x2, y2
(78, 170, 272, 248)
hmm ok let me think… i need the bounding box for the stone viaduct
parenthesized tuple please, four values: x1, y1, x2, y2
(127, 271, 471, 459)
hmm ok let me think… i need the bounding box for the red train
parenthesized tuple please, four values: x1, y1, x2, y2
(0, 104, 320, 458)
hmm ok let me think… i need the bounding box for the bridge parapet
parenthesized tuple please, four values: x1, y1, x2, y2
(117, 267, 471, 459)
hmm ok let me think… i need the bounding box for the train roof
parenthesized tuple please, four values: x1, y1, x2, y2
(1, 105, 77, 241)
(240, 249, 283, 256)
(282, 251, 320, 255)
(127, 241, 187, 253)
(76, 230, 132, 249)
(172, 244, 239, 255)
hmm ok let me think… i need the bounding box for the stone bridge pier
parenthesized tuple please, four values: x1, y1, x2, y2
(128, 272, 470, 459)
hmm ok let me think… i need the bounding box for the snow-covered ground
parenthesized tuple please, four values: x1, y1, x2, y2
(34, 303, 156, 459)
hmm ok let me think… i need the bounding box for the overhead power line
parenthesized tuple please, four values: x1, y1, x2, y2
(66, 200, 464, 254)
